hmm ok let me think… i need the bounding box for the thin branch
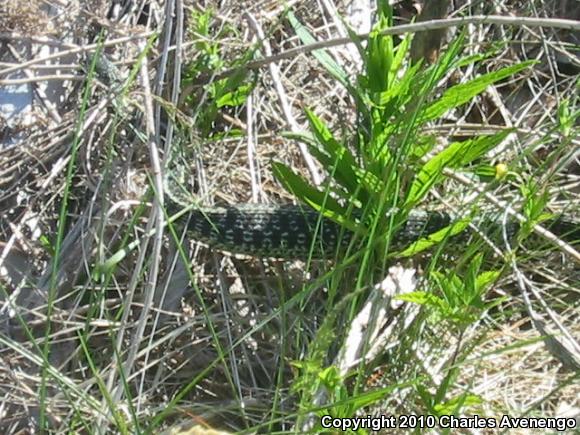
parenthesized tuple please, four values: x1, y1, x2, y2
(197, 15, 580, 85)
(0, 33, 152, 77)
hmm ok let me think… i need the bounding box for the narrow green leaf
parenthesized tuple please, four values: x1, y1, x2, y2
(454, 130, 513, 166)
(366, 31, 392, 93)
(391, 29, 412, 75)
(378, 60, 421, 107)
(421, 61, 535, 122)
(365, 4, 393, 94)
(399, 218, 471, 257)
(304, 109, 362, 195)
(406, 130, 512, 206)
(272, 162, 361, 233)
(288, 11, 350, 87)
(473, 163, 499, 181)
(405, 150, 456, 206)
(415, 32, 466, 97)
(271, 161, 339, 210)
(463, 253, 483, 304)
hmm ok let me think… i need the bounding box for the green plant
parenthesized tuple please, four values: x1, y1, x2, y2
(399, 254, 501, 327)
(275, 3, 533, 263)
(181, 8, 255, 137)
(279, 0, 542, 425)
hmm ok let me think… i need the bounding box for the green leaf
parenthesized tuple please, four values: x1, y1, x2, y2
(405, 130, 513, 206)
(366, 32, 392, 93)
(404, 149, 457, 206)
(271, 162, 339, 210)
(39, 234, 55, 256)
(354, 168, 385, 195)
(476, 270, 500, 291)
(395, 291, 446, 310)
(557, 98, 573, 137)
(192, 8, 212, 36)
(271, 162, 361, 234)
(416, 385, 435, 412)
(421, 61, 535, 122)
(318, 365, 342, 390)
(522, 185, 550, 222)
(463, 253, 483, 305)
(283, 131, 359, 182)
(398, 218, 471, 257)
(391, 28, 412, 75)
(473, 163, 498, 181)
(304, 109, 363, 197)
(215, 83, 252, 107)
(453, 130, 513, 166)
(365, 3, 393, 94)
(288, 12, 350, 88)
(377, 60, 421, 107)
(413, 32, 466, 97)
(434, 393, 483, 416)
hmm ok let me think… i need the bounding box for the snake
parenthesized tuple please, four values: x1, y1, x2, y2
(163, 147, 578, 259)
(167, 198, 579, 259)
(86, 52, 579, 260)
(169, 204, 450, 258)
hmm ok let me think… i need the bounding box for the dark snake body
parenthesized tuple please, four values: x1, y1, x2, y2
(88, 54, 579, 259)
(172, 203, 579, 258)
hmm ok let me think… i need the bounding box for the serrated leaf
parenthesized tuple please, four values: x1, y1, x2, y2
(395, 291, 446, 310)
(216, 83, 252, 107)
(476, 270, 500, 290)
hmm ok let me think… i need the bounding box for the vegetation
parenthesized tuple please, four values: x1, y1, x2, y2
(0, 0, 578, 433)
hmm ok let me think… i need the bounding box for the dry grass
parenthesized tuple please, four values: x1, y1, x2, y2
(0, 0, 578, 433)
(0, 0, 50, 34)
